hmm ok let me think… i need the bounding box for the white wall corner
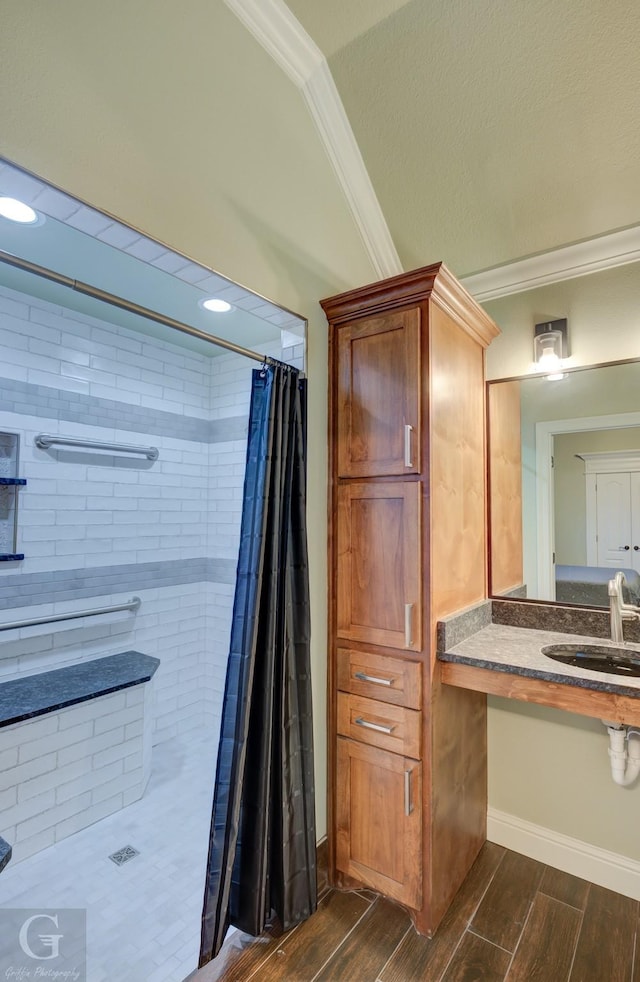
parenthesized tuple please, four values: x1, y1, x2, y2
(488, 806, 640, 901)
(224, 0, 403, 281)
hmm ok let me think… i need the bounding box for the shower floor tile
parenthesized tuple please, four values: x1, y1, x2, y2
(0, 726, 218, 982)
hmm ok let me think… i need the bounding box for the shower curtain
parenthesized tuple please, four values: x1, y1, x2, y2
(199, 363, 316, 964)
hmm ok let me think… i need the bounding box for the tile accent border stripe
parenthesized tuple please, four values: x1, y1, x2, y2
(0, 377, 248, 444)
(0, 557, 237, 611)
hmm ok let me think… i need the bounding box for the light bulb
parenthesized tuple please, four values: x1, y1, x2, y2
(201, 298, 231, 313)
(0, 197, 39, 224)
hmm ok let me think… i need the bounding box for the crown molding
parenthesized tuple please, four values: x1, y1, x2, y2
(224, 0, 323, 87)
(224, 0, 403, 280)
(226, 1, 640, 295)
(303, 62, 403, 279)
(460, 225, 640, 302)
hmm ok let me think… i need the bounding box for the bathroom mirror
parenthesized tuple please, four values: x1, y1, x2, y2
(488, 358, 640, 608)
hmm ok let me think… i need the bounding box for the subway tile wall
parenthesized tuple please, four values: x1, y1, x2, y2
(0, 282, 304, 743)
(0, 681, 153, 865)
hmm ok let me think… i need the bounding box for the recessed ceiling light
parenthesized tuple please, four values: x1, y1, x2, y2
(201, 297, 232, 313)
(0, 197, 39, 224)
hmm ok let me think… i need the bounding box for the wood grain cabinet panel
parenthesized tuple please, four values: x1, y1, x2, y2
(336, 481, 421, 650)
(336, 648, 422, 709)
(323, 264, 499, 936)
(337, 308, 421, 478)
(336, 738, 422, 909)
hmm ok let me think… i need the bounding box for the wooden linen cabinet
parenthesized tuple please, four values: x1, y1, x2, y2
(322, 264, 500, 936)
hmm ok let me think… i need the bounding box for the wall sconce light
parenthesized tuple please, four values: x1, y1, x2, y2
(533, 318, 568, 379)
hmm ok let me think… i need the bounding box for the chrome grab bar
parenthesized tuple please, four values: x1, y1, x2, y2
(35, 434, 159, 461)
(0, 597, 141, 633)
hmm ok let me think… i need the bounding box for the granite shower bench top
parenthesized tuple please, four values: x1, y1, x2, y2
(438, 622, 640, 699)
(0, 650, 160, 728)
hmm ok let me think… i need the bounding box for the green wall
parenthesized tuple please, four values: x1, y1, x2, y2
(0, 0, 377, 841)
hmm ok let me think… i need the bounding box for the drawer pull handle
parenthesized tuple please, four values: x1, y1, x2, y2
(404, 768, 413, 816)
(404, 603, 414, 648)
(355, 716, 395, 735)
(354, 671, 394, 687)
(404, 424, 413, 468)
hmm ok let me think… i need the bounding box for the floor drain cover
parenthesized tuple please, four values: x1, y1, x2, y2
(108, 845, 140, 866)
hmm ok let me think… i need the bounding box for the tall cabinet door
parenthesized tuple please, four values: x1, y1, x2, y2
(336, 482, 422, 650)
(337, 309, 421, 478)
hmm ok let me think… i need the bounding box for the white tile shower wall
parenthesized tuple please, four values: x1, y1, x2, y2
(0, 413, 210, 574)
(202, 581, 235, 734)
(0, 287, 211, 415)
(0, 282, 303, 748)
(0, 584, 209, 742)
(0, 283, 211, 740)
(0, 680, 152, 865)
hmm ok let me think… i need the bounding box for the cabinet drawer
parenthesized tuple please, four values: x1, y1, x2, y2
(337, 649, 422, 710)
(337, 692, 421, 759)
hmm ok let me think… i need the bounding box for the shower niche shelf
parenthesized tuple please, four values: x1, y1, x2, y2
(0, 433, 26, 562)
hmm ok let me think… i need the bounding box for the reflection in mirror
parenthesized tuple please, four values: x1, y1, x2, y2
(489, 360, 640, 609)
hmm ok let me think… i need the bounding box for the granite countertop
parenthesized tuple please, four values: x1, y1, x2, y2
(439, 622, 640, 699)
(0, 650, 160, 728)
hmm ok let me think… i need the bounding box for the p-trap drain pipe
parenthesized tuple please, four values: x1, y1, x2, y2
(602, 721, 640, 787)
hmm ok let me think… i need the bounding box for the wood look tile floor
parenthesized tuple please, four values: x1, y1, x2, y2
(190, 843, 640, 982)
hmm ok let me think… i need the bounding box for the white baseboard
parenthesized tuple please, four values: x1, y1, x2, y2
(488, 806, 640, 900)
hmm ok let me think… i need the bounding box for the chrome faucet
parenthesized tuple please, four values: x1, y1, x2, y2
(608, 571, 640, 643)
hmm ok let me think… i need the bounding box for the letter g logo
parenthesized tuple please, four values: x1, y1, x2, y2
(18, 913, 63, 960)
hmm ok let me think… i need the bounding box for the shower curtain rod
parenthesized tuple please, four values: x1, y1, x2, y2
(0, 249, 296, 368)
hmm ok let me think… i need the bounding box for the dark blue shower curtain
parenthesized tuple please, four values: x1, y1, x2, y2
(199, 363, 316, 965)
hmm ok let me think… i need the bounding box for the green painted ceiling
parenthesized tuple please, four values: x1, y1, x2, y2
(287, 0, 640, 277)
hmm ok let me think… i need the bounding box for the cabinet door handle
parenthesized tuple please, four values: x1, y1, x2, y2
(354, 716, 395, 735)
(404, 603, 414, 647)
(404, 768, 414, 816)
(404, 424, 413, 467)
(620, 545, 631, 551)
(354, 671, 394, 687)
